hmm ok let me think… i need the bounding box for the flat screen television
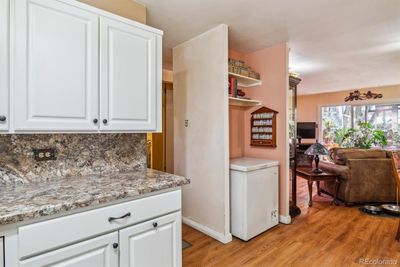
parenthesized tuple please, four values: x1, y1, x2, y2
(297, 122, 316, 139)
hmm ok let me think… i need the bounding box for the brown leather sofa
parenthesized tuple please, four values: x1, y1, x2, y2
(319, 148, 398, 204)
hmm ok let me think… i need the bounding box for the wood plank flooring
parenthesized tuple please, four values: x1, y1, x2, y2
(182, 177, 400, 266)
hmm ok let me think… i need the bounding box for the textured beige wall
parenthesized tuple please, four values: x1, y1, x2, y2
(173, 25, 230, 242)
(78, 0, 146, 24)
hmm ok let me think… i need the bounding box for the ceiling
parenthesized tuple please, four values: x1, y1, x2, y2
(136, 0, 400, 95)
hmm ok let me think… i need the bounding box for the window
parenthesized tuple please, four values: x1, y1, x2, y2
(321, 103, 400, 148)
(321, 105, 352, 145)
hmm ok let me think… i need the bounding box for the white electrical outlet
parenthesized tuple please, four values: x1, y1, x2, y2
(271, 210, 278, 222)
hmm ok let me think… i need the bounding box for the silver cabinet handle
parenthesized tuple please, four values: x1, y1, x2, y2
(0, 116, 6, 122)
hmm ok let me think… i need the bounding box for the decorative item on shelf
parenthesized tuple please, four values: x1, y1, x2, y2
(250, 107, 278, 147)
(229, 58, 244, 67)
(228, 58, 260, 80)
(237, 89, 245, 97)
(240, 67, 249, 76)
(228, 77, 238, 97)
(344, 90, 383, 102)
(249, 70, 260, 80)
(304, 141, 330, 173)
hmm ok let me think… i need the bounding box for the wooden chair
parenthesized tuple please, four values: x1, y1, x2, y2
(389, 152, 400, 241)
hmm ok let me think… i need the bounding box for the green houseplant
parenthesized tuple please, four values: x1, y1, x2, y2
(334, 122, 387, 149)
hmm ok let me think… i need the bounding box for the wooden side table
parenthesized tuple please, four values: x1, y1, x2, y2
(296, 167, 340, 207)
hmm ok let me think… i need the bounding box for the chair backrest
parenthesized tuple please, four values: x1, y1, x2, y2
(390, 152, 400, 192)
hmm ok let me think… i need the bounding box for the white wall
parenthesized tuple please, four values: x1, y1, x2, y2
(173, 25, 231, 243)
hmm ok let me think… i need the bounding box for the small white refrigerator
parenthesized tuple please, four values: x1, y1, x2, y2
(230, 157, 279, 241)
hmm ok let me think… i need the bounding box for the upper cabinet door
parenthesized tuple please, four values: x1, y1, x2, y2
(100, 17, 162, 132)
(14, 0, 99, 132)
(0, 0, 9, 131)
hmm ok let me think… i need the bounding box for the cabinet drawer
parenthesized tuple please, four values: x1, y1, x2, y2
(19, 232, 118, 267)
(19, 190, 181, 259)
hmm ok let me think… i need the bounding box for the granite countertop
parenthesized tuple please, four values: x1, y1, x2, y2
(0, 169, 189, 226)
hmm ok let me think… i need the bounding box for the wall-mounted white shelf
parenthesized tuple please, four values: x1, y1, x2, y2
(229, 97, 261, 107)
(228, 72, 262, 87)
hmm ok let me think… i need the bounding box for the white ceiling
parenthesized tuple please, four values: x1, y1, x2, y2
(136, 0, 400, 95)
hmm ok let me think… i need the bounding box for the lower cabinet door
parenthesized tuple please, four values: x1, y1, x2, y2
(19, 232, 118, 267)
(119, 212, 182, 267)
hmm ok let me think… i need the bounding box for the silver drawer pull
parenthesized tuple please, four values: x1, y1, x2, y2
(108, 212, 131, 222)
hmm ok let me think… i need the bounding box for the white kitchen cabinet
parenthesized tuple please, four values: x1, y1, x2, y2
(18, 190, 181, 259)
(19, 232, 118, 267)
(0, 0, 9, 131)
(120, 212, 182, 267)
(100, 17, 162, 132)
(6, 190, 182, 266)
(11, 0, 162, 133)
(14, 0, 99, 132)
(0, 237, 3, 267)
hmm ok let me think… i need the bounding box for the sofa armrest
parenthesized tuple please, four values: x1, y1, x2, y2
(319, 161, 349, 180)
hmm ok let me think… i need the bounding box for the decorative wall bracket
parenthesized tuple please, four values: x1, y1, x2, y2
(344, 90, 383, 102)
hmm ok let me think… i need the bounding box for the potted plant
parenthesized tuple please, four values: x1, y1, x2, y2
(334, 122, 387, 149)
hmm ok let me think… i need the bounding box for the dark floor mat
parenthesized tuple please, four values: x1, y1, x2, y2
(359, 207, 400, 218)
(182, 239, 192, 250)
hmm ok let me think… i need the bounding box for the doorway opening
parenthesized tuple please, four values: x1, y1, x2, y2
(147, 82, 174, 173)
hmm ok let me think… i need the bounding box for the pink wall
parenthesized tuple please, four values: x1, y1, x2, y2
(229, 44, 289, 216)
(229, 106, 245, 158)
(298, 84, 400, 123)
(229, 49, 246, 158)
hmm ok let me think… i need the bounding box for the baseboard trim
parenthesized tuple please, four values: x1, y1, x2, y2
(182, 216, 233, 244)
(279, 214, 292, 224)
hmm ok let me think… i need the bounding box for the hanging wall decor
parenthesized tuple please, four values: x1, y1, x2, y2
(344, 90, 383, 102)
(250, 106, 278, 147)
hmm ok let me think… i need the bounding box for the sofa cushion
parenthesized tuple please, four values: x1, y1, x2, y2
(330, 148, 387, 165)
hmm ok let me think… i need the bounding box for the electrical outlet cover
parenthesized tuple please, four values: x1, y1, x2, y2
(33, 148, 57, 161)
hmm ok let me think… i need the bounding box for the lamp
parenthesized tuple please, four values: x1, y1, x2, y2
(304, 141, 329, 173)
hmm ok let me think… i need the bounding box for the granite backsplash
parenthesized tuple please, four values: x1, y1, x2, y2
(0, 134, 147, 184)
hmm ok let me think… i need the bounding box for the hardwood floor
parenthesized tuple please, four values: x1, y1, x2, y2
(182, 177, 400, 266)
